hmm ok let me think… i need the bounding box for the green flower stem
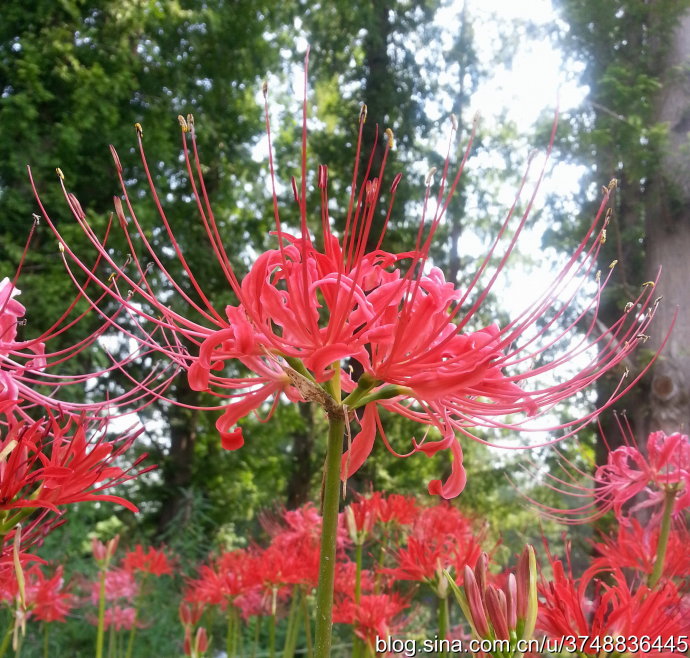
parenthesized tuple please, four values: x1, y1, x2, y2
(106, 623, 115, 658)
(251, 615, 261, 658)
(354, 543, 363, 604)
(226, 605, 236, 658)
(282, 586, 300, 658)
(649, 488, 677, 588)
(0, 626, 11, 658)
(374, 529, 388, 594)
(269, 607, 276, 658)
(313, 412, 345, 658)
(125, 574, 147, 658)
(438, 595, 449, 658)
(42, 623, 49, 658)
(300, 592, 313, 658)
(95, 568, 107, 658)
(351, 542, 364, 658)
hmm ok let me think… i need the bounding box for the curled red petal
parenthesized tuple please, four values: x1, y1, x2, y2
(220, 428, 244, 451)
(341, 405, 377, 479)
(427, 437, 466, 499)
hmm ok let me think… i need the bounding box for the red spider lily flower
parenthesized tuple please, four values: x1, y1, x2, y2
(234, 589, 270, 620)
(25, 565, 74, 623)
(344, 496, 378, 544)
(123, 544, 173, 577)
(0, 278, 45, 413)
(332, 592, 409, 647)
(31, 53, 663, 499)
(258, 503, 348, 588)
(539, 559, 689, 655)
(591, 519, 690, 578)
(94, 605, 141, 631)
(333, 561, 375, 601)
(344, 492, 420, 544)
(262, 503, 348, 550)
(375, 493, 419, 526)
(0, 561, 72, 622)
(384, 504, 485, 589)
(1, 260, 173, 422)
(595, 430, 690, 521)
(90, 567, 138, 604)
(524, 421, 690, 525)
(185, 549, 255, 610)
(0, 414, 151, 518)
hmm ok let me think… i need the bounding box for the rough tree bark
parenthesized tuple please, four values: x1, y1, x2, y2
(644, 8, 690, 436)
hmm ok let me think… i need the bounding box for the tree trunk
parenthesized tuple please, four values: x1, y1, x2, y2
(644, 8, 690, 436)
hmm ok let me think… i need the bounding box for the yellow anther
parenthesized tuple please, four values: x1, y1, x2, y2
(359, 104, 367, 124)
(56, 167, 64, 180)
(108, 272, 117, 282)
(642, 281, 655, 288)
(608, 178, 618, 191)
(385, 128, 394, 149)
(58, 242, 64, 253)
(178, 115, 188, 132)
(425, 167, 437, 187)
(135, 122, 143, 137)
(600, 229, 607, 244)
(187, 114, 194, 128)
(609, 259, 618, 269)
(596, 270, 601, 281)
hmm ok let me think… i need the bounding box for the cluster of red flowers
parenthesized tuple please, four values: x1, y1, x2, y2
(529, 428, 690, 656)
(0, 278, 153, 572)
(87, 540, 172, 633)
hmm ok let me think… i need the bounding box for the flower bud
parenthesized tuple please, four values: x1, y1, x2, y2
(516, 544, 538, 641)
(485, 586, 510, 641)
(463, 565, 490, 638)
(195, 627, 208, 655)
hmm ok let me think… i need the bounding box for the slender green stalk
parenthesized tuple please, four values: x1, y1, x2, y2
(313, 413, 345, 658)
(438, 595, 449, 658)
(269, 585, 278, 658)
(42, 623, 49, 658)
(374, 529, 388, 594)
(106, 623, 115, 658)
(352, 541, 364, 658)
(0, 626, 11, 658)
(95, 568, 107, 658)
(226, 605, 236, 658)
(125, 574, 147, 658)
(12, 632, 21, 658)
(251, 615, 261, 658)
(235, 608, 244, 658)
(354, 543, 363, 604)
(282, 586, 300, 658)
(300, 591, 313, 658)
(269, 611, 276, 658)
(649, 488, 677, 587)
